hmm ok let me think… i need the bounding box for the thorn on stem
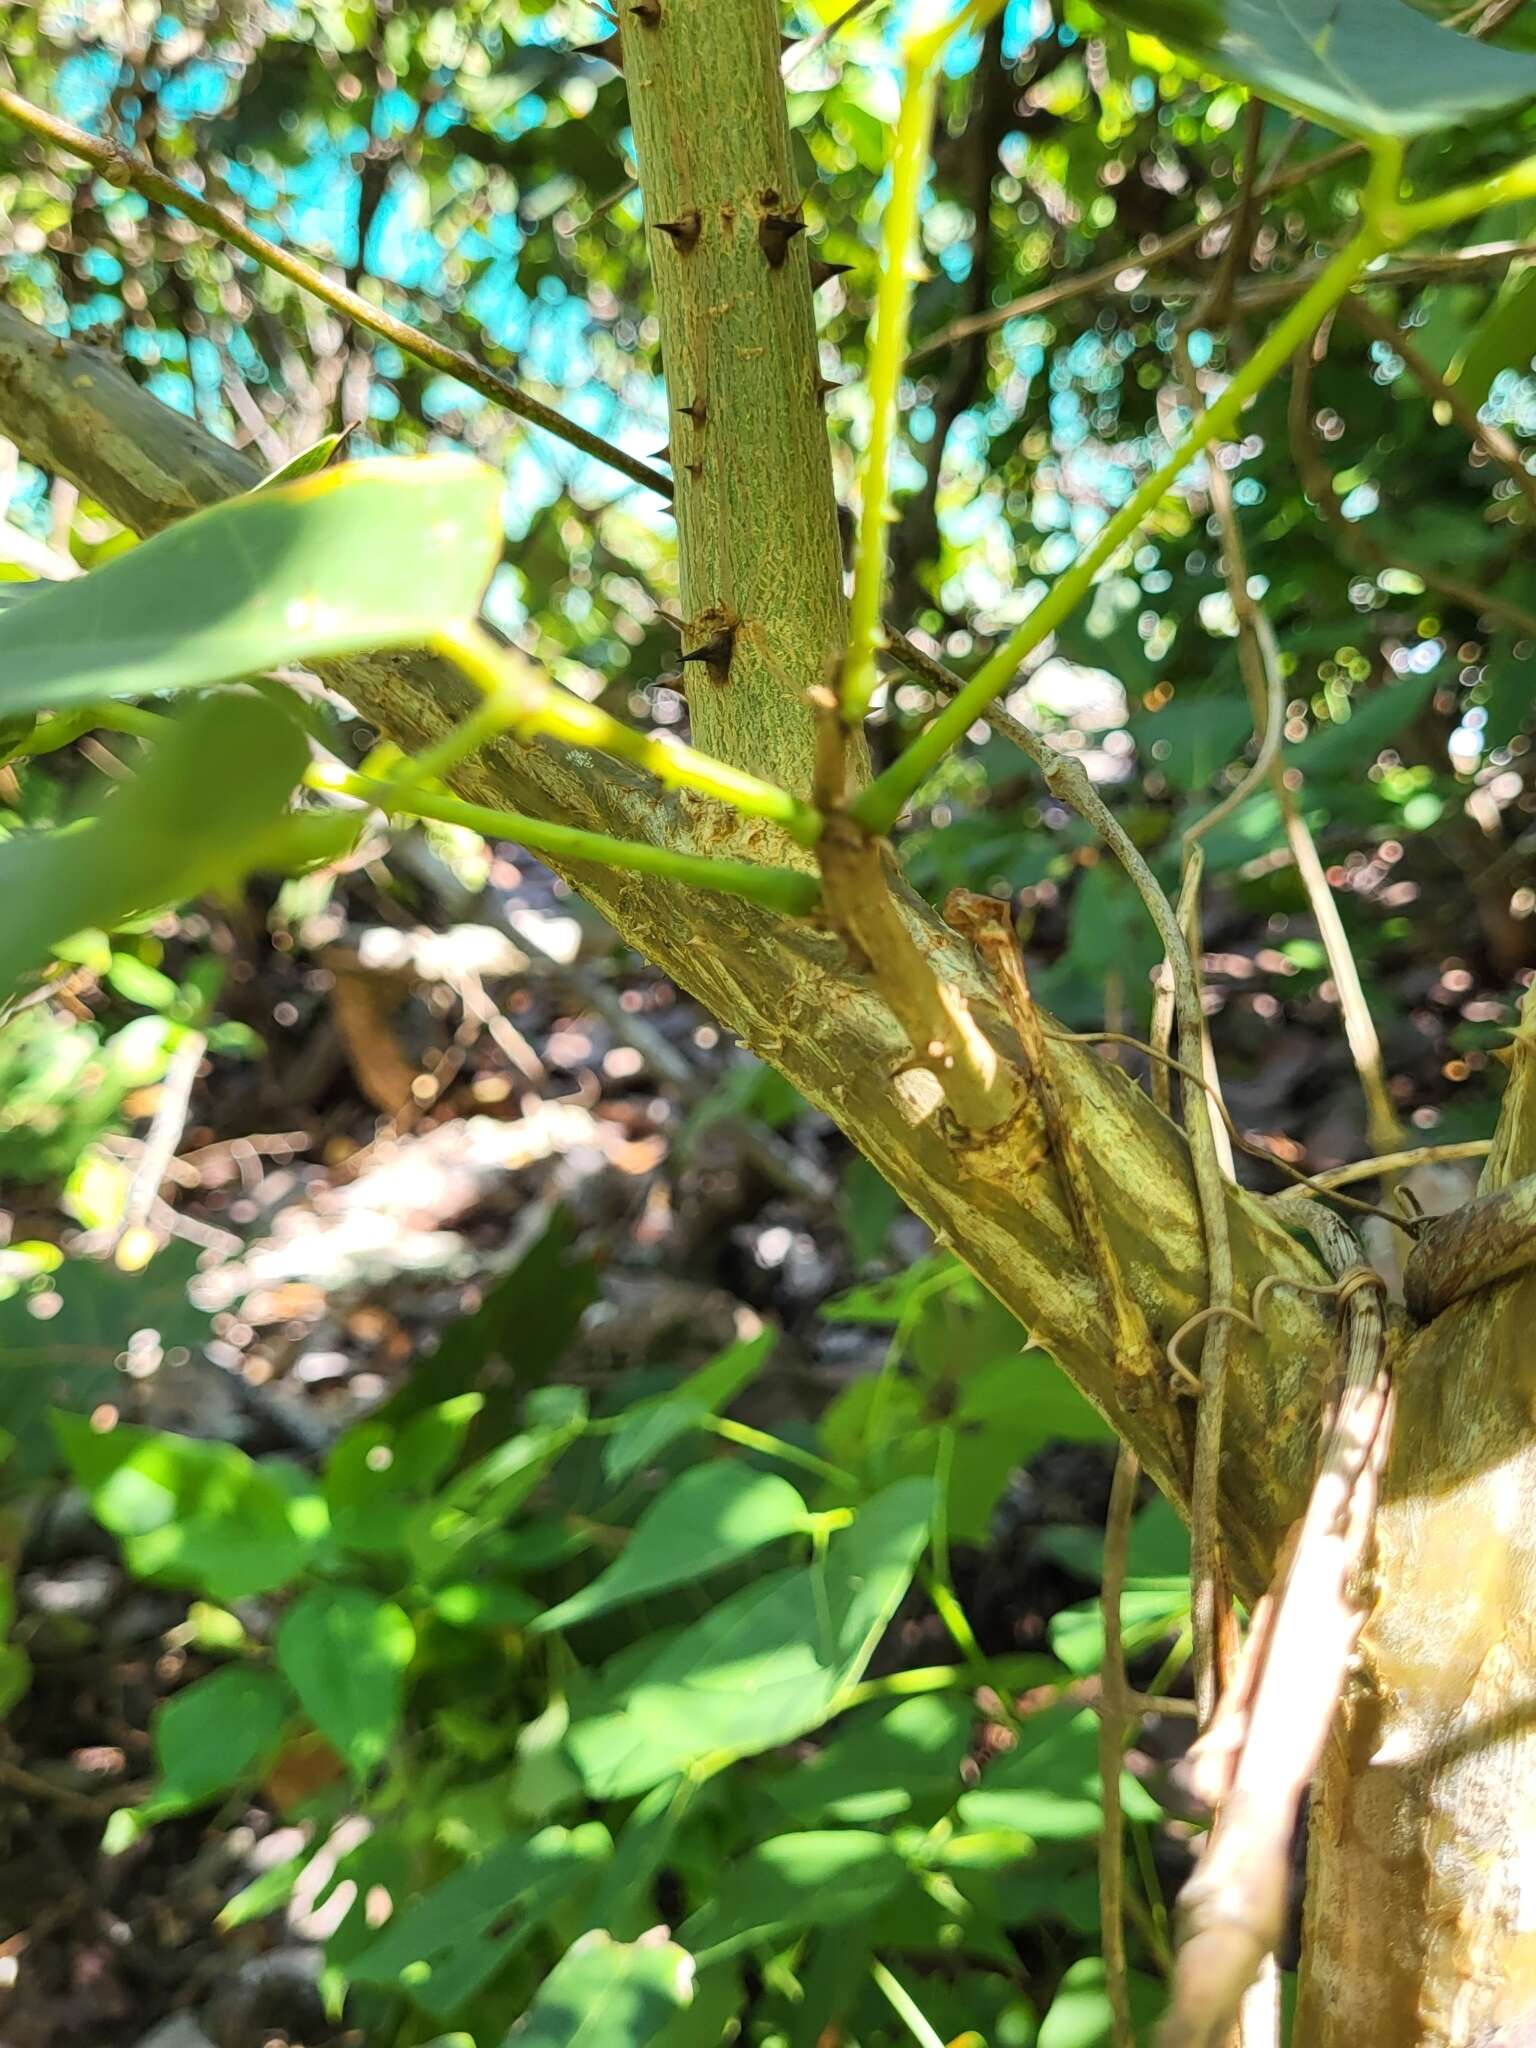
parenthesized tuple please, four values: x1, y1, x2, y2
(675, 398, 707, 426)
(758, 209, 806, 268)
(810, 259, 852, 291)
(656, 209, 701, 251)
(628, 0, 661, 23)
(681, 627, 735, 679)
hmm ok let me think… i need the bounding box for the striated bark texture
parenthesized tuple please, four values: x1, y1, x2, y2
(1297, 988, 1536, 2047)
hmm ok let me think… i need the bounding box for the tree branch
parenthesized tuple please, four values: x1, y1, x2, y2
(0, 85, 672, 500)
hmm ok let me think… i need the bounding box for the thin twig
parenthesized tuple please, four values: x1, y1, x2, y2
(114, 1028, 206, 1250)
(907, 143, 1359, 364)
(1270, 1138, 1492, 1195)
(0, 85, 672, 500)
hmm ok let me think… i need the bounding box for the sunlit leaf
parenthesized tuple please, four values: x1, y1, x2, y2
(275, 1585, 415, 1779)
(533, 1462, 810, 1632)
(507, 1932, 695, 2048)
(0, 455, 502, 714)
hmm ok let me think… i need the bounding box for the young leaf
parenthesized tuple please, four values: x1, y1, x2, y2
(56, 1413, 323, 1601)
(507, 1932, 695, 2048)
(678, 1832, 905, 1963)
(144, 1664, 293, 1819)
(323, 1393, 483, 1555)
(348, 1824, 612, 2019)
(566, 1479, 935, 1799)
(0, 455, 502, 715)
(532, 1462, 810, 1633)
(1100, 0, 1536, 139)
(275, 1585, 415, 1779)
(0, 692, 311, 1003)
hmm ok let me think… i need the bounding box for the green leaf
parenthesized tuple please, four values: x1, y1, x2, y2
(323, 1393, 483, 1555)
(0, 692, 310, 1003)
(766, 1694, 975, 1827)
(1049, 1585, 1191, 1677)
(349, 1823, 612, 2019)
(533, 1462, 810, 1632)
(602, 1330, 776, 1485)
(257, 426, 355, 489)
(956, 1707, 1162, 1842)
(1037, 1957, 1165, 2048)
(275, 1585, 415, 1779)
(406, 1390, 587, 1582)
(0, 455, 502, 715)
(0, 1243, 210, 1480)
(678, 1832, 905, 1963)
(566, 1479, 934, 1799)
(145, 1664, 292, 1818)
(56, 1413, 323, 1601)
(506, 1933, 695, 2048)
(1100, 0, 1536, 138)
(1450, 267, 1536, 409)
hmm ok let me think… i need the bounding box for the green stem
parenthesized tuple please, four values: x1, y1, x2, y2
(870, 1958, 947, 2048)
(1384, 147, 1536, 241)
(851, 223, 1385, 835)
(433, 624, 823, 847)
(843, 0, 1004, 725)
(0, 86, 671, 499)
(700, 1414, 856, 1489)
(307, 764, 821, 916)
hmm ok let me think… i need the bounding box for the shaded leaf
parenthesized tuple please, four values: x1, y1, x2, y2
(0, 692, 310, 1003)
(957, 1707, 1162, 1841)
(146, 1664, 293, 1818)
(566, 1479, 934, 1798)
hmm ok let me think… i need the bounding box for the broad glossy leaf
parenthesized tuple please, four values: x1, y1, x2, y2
(146, 1664, 293, 1817)
(1102, 0, 1536, 138)
(0, 692, 309, 1003)
(507, 1933, 695, 2048)
(566, 1479, 934, 1798)
(0, 454, 502, 715)
(349, 1823, 612, 2019)
(275, 1585, 415, 1779)
(56, 1413, 323, 1601)
(679, 1832, 905, 1962)
(533, 1462, 810, 1632)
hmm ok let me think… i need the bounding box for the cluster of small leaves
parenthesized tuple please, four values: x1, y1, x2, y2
(6, 1233, 1189, 2048)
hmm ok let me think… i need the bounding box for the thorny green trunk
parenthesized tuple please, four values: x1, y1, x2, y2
(616, 0, 861, 820)
(7, 5, 1535, 2029)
